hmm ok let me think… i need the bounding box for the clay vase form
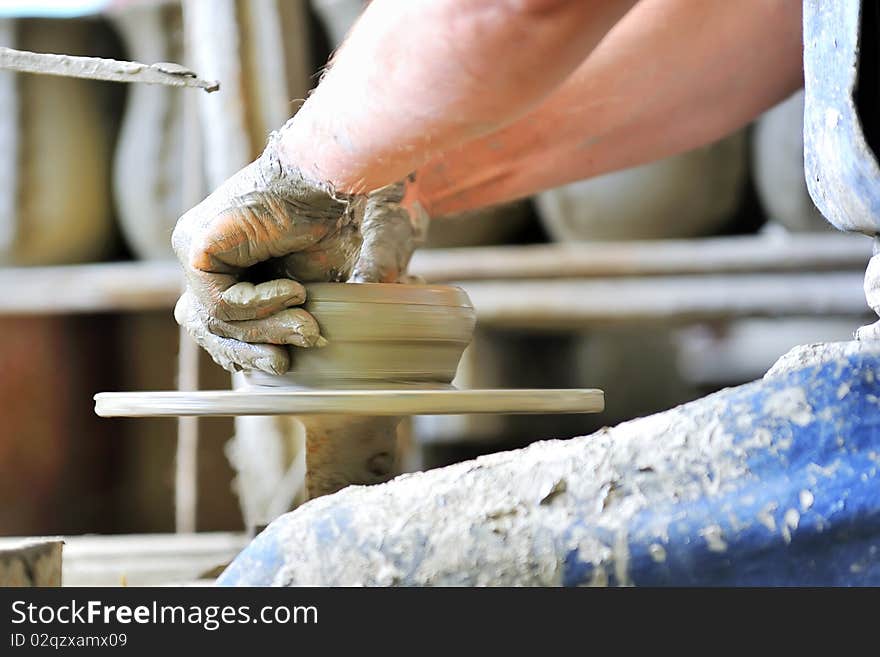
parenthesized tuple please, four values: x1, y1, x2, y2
(240, 283, 476, 501)
(248, 283, 476, 389)
(110, 4, 187, 260)
(535, 132, 747, 241)
(0, 19, 115, 265)
(752, 90, 830, 232)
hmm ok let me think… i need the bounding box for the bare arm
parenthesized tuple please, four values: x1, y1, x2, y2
(417, 0, 805, 216)
(280, 0, 637, 193)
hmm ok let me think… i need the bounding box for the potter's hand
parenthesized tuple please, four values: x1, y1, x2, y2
(172, 129, 427, 375)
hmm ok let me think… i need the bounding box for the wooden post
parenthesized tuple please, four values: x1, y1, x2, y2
(0, 540, 62, 587)
(174, 11, 205, 534)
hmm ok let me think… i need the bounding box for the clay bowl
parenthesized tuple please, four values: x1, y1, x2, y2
(243, 283, 477, 390)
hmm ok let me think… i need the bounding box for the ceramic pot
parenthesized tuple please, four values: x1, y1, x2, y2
(244, 283, 477, 389)
(0, 19, 115, 265)
(535, 133, 747, 241)
(752, 90, 830, 232)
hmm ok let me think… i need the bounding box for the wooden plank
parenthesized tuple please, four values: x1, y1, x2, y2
(94, 388, 606, 418)
(0, 260, 181, 314)
(464, 272, 870, 329)
(0, 533, 247, 586)
(0, 266, 868, 322)
(0, 235, 871, 316)
(0, 540, 62, 586)
(0, 21, 17, 254)
(410, 233, 873, 281)
(174, 22, 204, 535)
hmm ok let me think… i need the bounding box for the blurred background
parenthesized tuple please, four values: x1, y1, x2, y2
(0, 0, 872, 542)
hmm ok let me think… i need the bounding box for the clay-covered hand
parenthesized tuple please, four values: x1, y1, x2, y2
(172, 129, 427, 375)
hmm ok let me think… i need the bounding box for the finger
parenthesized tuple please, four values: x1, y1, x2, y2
(208, 308, 328, 348)
(349, 210, 413, 282)
(172, 161, 342, 320)
(175, 293, 290, 374)
(272, 225, 363, 283)
(182, 270, 306, 323)
(219, 279, 307, 320)
(349, 196, 426, 283)
(180, 236, 309, 322)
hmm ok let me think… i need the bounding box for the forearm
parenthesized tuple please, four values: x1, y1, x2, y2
(280, 0, 636, 193)
(417, 0, 804, 216)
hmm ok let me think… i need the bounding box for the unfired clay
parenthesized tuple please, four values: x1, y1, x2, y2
(256, 282, 476, 387)
(0, 19, 115, 265)
(535, 132, 747, 241)
(752, 90, 830, 232)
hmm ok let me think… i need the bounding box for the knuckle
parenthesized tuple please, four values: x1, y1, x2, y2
(199, 310, 229, 336)
(171, 211, 195, 261)
(173, 295, 188, 326)
(205, 335, 243, 372)
(185, 231, 220, 273)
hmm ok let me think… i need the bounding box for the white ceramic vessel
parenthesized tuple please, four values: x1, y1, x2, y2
(536, 133, 747, 241)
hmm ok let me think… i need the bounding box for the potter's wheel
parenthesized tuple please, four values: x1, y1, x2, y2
(94, 387, 604, 417)
(95, 282, 605, 499)
(95, 283, 605, 418)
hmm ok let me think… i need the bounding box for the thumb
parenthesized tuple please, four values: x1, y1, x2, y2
(349, 186, 428, 283)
